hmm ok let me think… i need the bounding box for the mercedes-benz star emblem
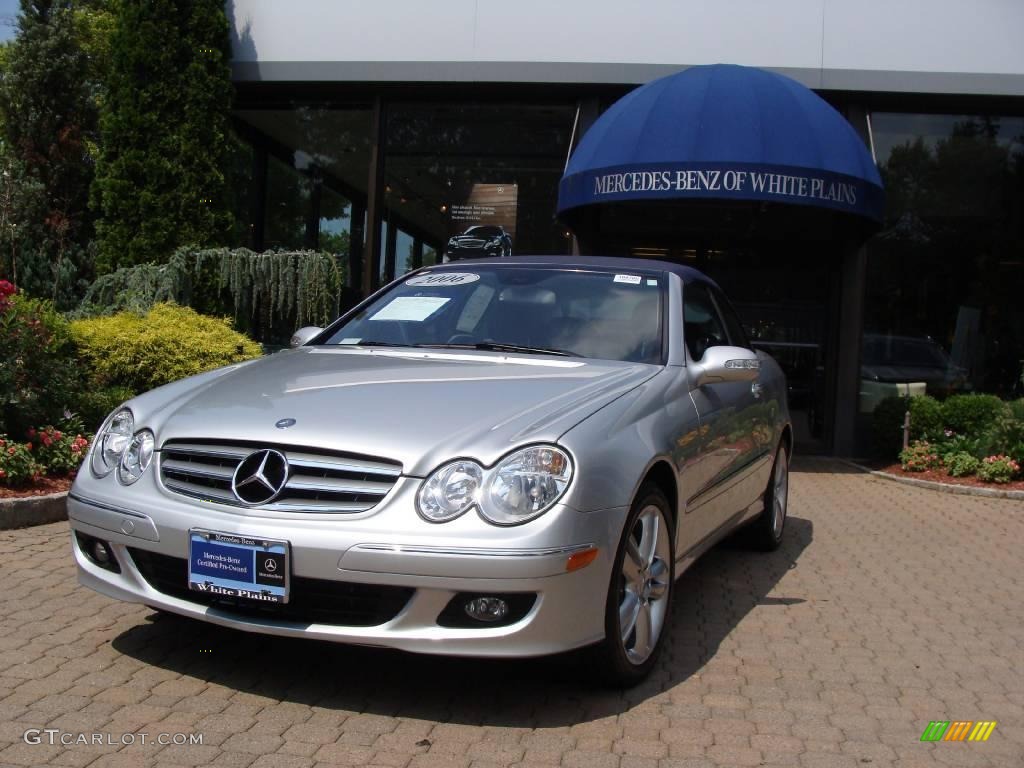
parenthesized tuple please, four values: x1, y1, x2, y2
(263, 558, 277, 572)
(275, 418, 296, 429)
(231, 449, 289, 505)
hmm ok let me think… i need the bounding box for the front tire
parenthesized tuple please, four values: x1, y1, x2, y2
(593, 483, 675, 686)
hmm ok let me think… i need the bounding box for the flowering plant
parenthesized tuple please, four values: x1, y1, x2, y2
(0, 280, 14, 313)
(899, 440, 943, 472)
(32, 420, 91, 477)
(0, 437, 42, 487)
(977, 455, 1021, 484)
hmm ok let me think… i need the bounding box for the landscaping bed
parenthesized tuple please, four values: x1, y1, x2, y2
(0, 476, 72, 500)
(875, 462, 1024, 492)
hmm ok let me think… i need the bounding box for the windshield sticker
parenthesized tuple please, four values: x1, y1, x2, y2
(646, 279, 658, 286)
(369, 296, 450, 322)
(613, 274, 642, 285)
(405, 272, 480, 287)
(339, 338, 362, 344)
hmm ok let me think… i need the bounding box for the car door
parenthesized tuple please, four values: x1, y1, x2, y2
(683, 282, 756, 542)
(709, 285, 771, 509)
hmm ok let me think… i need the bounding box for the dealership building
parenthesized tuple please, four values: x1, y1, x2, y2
(226, 0, 1024, 455)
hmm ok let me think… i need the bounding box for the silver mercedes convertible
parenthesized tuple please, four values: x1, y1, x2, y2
(68, 255, 791, 685)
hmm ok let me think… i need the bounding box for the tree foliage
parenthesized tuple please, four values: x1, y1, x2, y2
(0, 0, 97, 307)
(91, 0, 234, 272)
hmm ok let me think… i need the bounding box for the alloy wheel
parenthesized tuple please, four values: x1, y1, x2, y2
(618, 504, 672, 665)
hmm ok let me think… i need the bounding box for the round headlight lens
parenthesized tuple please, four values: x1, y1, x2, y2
(480, 446, 572, 526)
(118, 430, 155, 485)
(91, 408, 134, 477)
(416, 460, 484, 522)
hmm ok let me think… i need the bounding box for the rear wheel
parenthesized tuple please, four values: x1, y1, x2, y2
(747, 442, 789, 551)
(593, 483, 674, 686)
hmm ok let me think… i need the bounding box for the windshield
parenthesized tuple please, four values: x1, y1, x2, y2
(863, 335, 952, 369)
(460, 226, 503, 238)
(322, 266, 665, 364)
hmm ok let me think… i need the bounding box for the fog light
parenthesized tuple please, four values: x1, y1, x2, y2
(464, 596, 509, 623)
(75, 532, 121, 573)
(92, 540, 111, 565)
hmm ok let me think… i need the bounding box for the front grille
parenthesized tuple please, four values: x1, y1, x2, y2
(128, 548, 414, 627)
(159, 439, 402, 513)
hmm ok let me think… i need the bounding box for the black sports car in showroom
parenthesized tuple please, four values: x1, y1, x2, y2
(445, 226, 513, 261)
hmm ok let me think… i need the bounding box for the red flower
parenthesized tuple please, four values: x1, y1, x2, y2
(26, 428, 36, 439)
(25, 442, 32, 451)
(54, 431, 62, 440)
(42, 435, 52, 447)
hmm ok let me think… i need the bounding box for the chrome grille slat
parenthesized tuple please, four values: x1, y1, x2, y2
(159, 439, 401, 514)
(161, 458, 235, 481)
(285, 476, 393, 496)
(163, 477, 236, 503)
(285, 452, 401, 478)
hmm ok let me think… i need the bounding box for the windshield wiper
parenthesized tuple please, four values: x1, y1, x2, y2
(412, 342, 580, 357)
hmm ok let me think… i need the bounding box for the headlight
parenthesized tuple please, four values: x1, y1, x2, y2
(416, 460, 484, 522)
(91, 408, 134, 477)
(416, 445, 573, 526)
(118, 430, 155, 485)
(481, 446, 572, 525)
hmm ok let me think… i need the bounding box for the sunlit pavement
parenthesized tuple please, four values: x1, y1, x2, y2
(0, 458, 1021, 768)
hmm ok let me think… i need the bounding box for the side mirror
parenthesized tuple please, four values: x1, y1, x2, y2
(290, 326, 324, 348)
(691, 346, 760, 386)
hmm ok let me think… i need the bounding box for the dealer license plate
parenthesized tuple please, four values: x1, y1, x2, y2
(188, 530, 290, 603)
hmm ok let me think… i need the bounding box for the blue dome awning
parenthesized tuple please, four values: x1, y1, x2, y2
(558, 64, 884, 223)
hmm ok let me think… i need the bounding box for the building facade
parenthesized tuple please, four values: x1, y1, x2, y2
(226, 0, 1024, 455)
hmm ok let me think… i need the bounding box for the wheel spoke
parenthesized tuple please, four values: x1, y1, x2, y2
(638, 509, 660, 567)
(632, 602, 653, 660)
(626, 537, 645, 574)
(619, 591, 641, 643)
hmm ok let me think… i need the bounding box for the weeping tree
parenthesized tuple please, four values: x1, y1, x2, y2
(75, 247, 344, 344)
(91, 0, 234, 272)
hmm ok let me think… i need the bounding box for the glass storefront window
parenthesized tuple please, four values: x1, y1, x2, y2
(379, 102, 576, 284)
(233, 106, 373, 287)
(866, 113, 1024, 402)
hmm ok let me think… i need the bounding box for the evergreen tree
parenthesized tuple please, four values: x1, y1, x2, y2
(0, 0, 96, 306)
(92, 0, 233, 272)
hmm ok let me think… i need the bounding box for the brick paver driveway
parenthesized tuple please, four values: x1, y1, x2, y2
(0, 459, 1022, 768)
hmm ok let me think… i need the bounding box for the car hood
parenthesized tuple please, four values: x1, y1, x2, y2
(143, 346, 659, 476)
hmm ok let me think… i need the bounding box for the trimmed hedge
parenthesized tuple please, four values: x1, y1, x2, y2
(941, 394, 1006, 436)
(69, 303, 262, 393)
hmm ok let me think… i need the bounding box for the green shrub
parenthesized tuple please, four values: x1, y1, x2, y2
(70, 303, 262, 392)
(944, 452, 980, 478)
(74, 385, 138, 432)
(899, 440, 942, 472)
(977, 455, 1020, 484)
(975, 410, 1024, 463)
(0, 289, 84, 436)
(0, 437, 42, 487)
(941, 394, 1008, 436)
(872, 395, 944, 459)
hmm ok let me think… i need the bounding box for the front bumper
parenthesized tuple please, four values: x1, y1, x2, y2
(67, 480, 627, 658)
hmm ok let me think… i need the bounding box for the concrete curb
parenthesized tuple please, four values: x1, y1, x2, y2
(840, 460, 1024, 500)
(0, 492, 68, 530)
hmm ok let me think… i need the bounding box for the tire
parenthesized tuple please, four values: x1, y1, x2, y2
(747, 442, 790, 551)
(592, 483, 675, 687)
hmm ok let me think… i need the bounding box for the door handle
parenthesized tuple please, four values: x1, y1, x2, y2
(751, 381, 763, 398)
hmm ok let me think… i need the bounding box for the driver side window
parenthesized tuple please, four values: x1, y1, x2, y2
(684, 283, 729, 361)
